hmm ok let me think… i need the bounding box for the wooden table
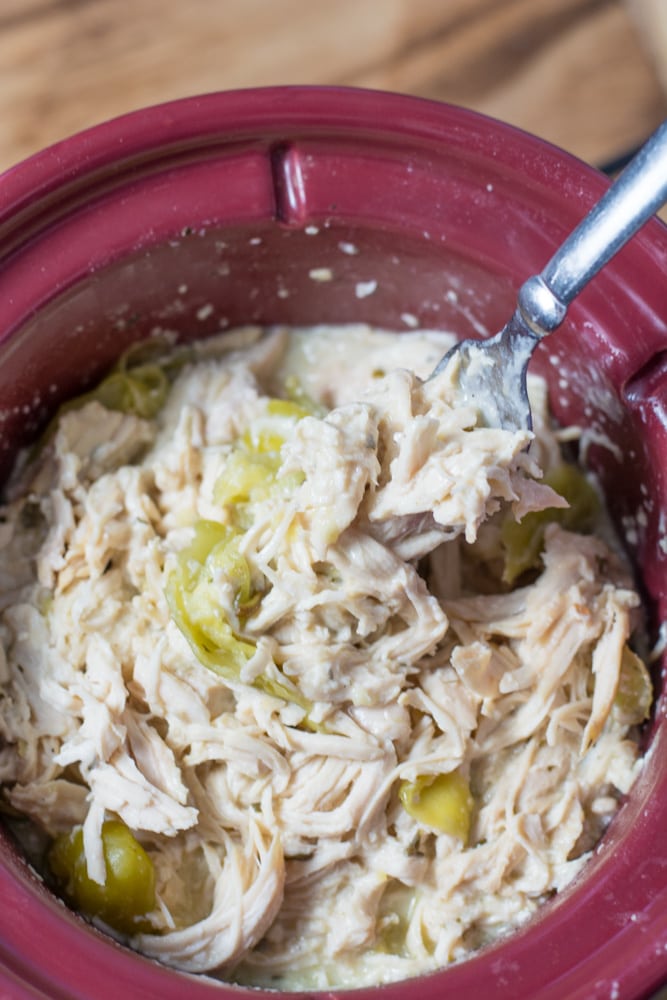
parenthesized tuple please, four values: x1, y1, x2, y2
(0, 0, 666, 177)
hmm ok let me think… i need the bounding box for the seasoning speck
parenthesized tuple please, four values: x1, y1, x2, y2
(309, 268, 333, 282)
(355, 280, 377, 299)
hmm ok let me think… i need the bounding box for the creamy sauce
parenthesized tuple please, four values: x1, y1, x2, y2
(0, 325, 649, 990)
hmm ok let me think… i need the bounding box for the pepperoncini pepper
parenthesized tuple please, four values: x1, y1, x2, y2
(48, 820, 156, 935)
(399, 770, 474, 843)
(501, 462, 600, 583)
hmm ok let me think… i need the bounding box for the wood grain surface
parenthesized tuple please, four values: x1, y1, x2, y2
(0, 0, 665, 175)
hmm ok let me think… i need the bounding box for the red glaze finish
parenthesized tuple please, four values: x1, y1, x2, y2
(0, 87, 665, 1000)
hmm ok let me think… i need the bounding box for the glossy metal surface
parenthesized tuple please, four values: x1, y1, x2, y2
(433, 118, 667, 430)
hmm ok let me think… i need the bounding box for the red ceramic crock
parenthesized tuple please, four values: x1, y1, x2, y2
(0, 87, 665, 1000)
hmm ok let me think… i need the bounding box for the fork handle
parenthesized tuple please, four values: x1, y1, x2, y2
(517, 119, 667, 335)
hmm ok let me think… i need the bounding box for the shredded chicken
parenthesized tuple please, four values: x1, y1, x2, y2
(0, 324, 650, 990)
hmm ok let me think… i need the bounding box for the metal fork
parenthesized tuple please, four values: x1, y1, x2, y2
(431, 120, 667, 430)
